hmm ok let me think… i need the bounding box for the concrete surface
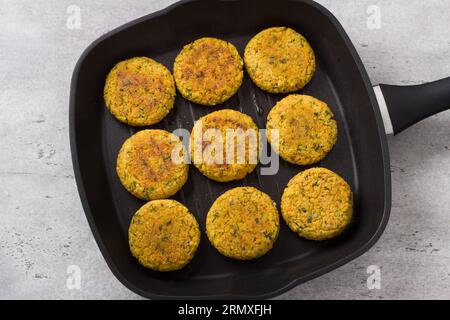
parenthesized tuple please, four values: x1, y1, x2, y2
(0, 0, 449, 299)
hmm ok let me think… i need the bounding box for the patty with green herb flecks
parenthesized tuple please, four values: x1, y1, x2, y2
(116, 129, 188, 200)
(104, 57, 176, 126)
(244, 27, 316, 93)
(190, 109, 259, 182)
(206, 187, 279, 260)
(266, 94, 337, 165)
(173, 37, 243, 106)
(281, 167, 353, 241)
(128, 199, 200, 271)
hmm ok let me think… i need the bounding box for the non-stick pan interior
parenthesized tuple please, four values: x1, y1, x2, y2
(70, 0, 390, 298)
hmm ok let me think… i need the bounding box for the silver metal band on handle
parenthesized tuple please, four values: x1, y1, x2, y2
(373, 85, 394, 135)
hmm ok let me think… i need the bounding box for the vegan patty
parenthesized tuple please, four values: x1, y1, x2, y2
(173, 37, 243, 106)
(128, 199, 200, 271)
(116, 129, 188, 200)
(206, 187, 279, 260)
(281, 167, 353, 241)
(266, 94, 337, 165)
(190, 109, 259, 182)
(104, 57, 176, 126)
(244, 26, 316, 93)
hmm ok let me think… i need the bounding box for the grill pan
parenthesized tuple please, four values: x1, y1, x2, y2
(69, 0, 450, 299)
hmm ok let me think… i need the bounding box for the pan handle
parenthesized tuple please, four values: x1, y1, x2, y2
(373, 77, 450, 135)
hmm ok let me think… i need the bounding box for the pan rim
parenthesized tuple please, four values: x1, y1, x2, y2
(69, 0, 392, 299)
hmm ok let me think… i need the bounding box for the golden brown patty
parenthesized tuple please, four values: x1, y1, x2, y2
(128, 199, 200, 271)
(116, 129, 188, 200)
(173, 37, 243, 106)
(190, 109, 259, 182)
(206, 187, 279, 260)
(281, 167, 353, 241)
(104, 57, 176, 126)
(244, 26, 316, 93)
(266, 94, 337, 165)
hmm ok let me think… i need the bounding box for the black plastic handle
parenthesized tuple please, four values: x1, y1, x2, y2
(379, 77, 450, 134)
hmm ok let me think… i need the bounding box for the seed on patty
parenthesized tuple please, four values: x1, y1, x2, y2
(190, 109, 259, 182)
(244, 26, 316, 93)
(206, 187, 280, 260)
(104, 57, 176, 126)
(173, 37, 243, 106)
(128, 199, 200, 271)
(281, 167, 353, 241)
(266, 94, 337, 165)
(116, 129, 188, 200)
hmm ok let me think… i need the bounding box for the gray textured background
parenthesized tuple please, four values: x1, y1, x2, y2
(1, 0, 449, 299)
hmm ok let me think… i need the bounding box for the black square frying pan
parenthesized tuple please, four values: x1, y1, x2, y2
(69, 0, 450, 299)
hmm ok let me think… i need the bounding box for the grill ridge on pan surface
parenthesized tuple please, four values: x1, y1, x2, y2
(70, 0, 391, 299)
